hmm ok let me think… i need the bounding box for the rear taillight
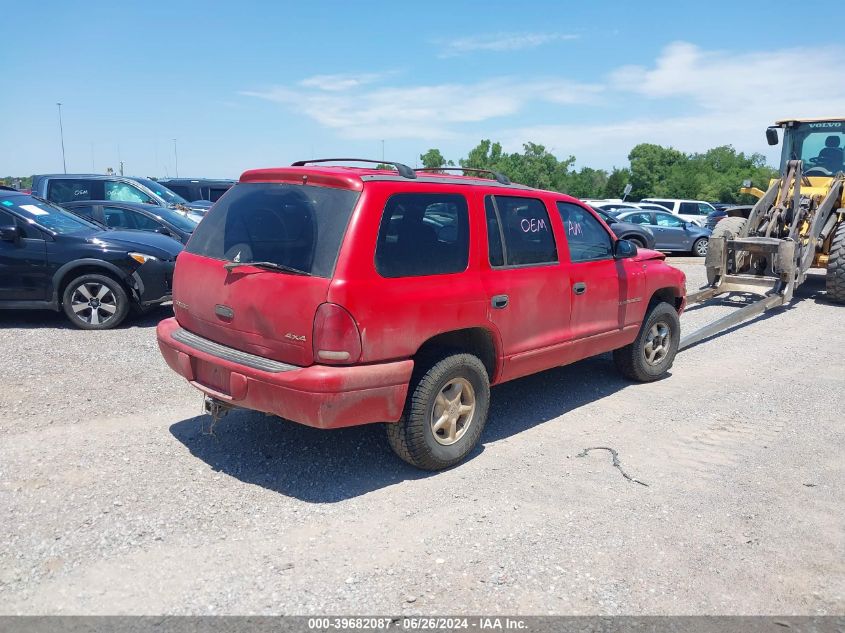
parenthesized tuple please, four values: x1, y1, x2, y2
(312, 303, 362, 364)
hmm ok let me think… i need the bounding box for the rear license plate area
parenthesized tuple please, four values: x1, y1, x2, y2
(195, 360, 231, 394)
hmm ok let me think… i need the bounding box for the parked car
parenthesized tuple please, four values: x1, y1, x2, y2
(639, 198, 716, 227)
(157, 159, 687, 470)
(60, 200, 199, 245)
(31, 174, 213, 215)
(0, 190, 182, 329)
(157, 178, 234, 203)
(615, 209, 712, 256)
(589, 206, 656, 249)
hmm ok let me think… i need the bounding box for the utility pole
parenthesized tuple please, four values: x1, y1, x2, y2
(381, 139, 385, 162)
(173, 139, 179, 177)
(91, 142, 95, 172)
(56, 103, 67, 174)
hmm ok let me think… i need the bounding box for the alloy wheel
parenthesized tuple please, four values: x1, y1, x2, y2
(70, 282, 119, 326)
(430, 377, 476, 446)
(643, 321, 671, 366)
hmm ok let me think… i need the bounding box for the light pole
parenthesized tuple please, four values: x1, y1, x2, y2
(173, 139, 179, 177)
(56, 103, 67, 174)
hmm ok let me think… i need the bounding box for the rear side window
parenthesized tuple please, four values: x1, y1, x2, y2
(47, 179, 102, 203)
(623, 212, 653, 225)
(186, 183, 359, 278)
(486, 195, 557, 266)
(646, 200, 674, 212)
(164, 184, 191, 199)
(556, 202, 613, 262)
(375, 193, 469, 278)
(209, 187, 229, 202)
(679, 201, 702, 215)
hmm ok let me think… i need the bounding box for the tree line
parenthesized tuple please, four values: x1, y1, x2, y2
(419, 140, 777, 203)
(4, 140, 777, 203)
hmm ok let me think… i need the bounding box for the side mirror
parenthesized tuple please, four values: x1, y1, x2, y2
(765, 127, 779, 146)
(0, 225, 21, 242)
(614, 238, 638, 259)
(155, 226, 172, 236)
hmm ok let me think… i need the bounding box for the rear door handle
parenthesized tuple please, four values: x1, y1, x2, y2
(491, 294, 509, 309)
(573, 282, 587, 295)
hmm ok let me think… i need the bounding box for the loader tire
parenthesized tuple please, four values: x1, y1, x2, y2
(706, 217, 748, 285)
(826, 222, 845, 304)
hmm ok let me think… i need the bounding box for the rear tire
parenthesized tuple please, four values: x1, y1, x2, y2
(626, 236, 645, 249)
(692, 237, 708, 257)
(613, 301, 680, 382)
(61, 274, 129, 330)
(826, 222, 845, 304)
(706, 217, 748, 284)
(386, 353, 490, 470)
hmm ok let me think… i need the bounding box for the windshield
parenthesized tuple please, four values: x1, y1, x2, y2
(131, 178, 189, 205)
(151, 207, 199, 232)
(0, 195, 99, 234)
(782, 121, 845, 174)
(185, 182, 360, 278)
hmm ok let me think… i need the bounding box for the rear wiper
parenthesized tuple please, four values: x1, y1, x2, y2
(223, 260, 310, 275)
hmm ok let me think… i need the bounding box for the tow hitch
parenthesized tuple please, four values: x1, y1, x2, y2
(202, 396, 233, 432)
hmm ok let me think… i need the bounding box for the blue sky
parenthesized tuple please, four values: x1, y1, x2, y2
(3, 0, 844, 178)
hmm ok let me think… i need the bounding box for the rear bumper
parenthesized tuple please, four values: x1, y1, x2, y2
(156, 317, 412, 429)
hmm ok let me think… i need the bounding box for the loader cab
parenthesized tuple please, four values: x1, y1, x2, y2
(774, 119, 845, 177)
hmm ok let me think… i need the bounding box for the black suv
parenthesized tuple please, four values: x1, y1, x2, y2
(157, 178, 234, 203)
(31, 174, 213, 214)
(0, 189, 182, 329)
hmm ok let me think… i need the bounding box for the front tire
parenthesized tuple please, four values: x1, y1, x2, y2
(706, 217, 748, 284)
(386, 353, 490, 470)
(692, 237, 708, 257)
(826, 222, 845, 304)
(613, 301, 680, 382)
(62, 274, 130, 330)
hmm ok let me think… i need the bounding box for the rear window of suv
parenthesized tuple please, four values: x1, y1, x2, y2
(185, 183, 359, 278)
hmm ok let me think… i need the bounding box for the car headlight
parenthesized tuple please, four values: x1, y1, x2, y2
(128, 252, 159, 265)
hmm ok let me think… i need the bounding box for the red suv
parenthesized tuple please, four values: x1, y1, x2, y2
(157, 160, 686, 470)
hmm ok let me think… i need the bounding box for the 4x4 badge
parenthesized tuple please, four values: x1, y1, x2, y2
(285, 333, 306, 342)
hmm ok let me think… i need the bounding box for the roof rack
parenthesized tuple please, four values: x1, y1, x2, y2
(291, 158, 417, 180)
(415, 167, 511, 185)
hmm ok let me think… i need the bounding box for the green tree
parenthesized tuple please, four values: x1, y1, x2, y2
(419, 149, 447, 170)
(600, 167, 630, 199)
(627, 143, 686, 200)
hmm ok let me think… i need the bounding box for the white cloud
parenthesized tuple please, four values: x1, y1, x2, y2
(242, 77, 602, 140)
(241, 41, 845, 166)
(299, 73, 387, 92)
(610, 41, 845, 116)
(438, 32, 578, 58)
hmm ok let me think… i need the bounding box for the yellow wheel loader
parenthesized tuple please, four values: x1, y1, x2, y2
(681, 118, 845, 348)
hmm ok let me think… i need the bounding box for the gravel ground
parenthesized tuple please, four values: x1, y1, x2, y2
(1, 259, 842, 615)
